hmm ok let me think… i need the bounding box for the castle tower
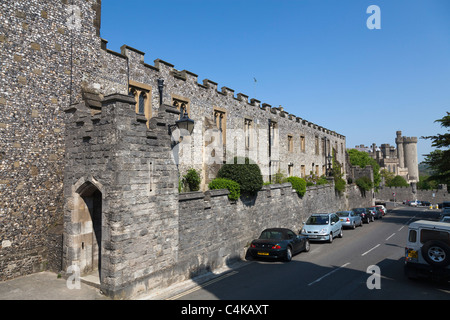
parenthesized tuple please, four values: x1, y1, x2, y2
(395, 131, 405, 168)
(403, 136, 419, 183)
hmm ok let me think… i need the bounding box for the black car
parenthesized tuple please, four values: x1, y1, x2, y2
(352, 208, 372, 224)
(248, 228, 310, 262)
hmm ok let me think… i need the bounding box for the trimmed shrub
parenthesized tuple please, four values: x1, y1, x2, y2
(355, 176, 373, 192)
(286, 176, 307, 197)
(208, 178, 241, 201)
(217, 157, 263, 195)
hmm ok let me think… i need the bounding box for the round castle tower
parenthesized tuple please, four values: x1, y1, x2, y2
(395, 131, 419, 183)
(403, 136, 419, 183)
(395, 131, 405, 168)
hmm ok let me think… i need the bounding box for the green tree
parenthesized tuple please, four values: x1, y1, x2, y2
(421, 112, 450, 189)
(332, 150, 346, 194)
(380, 169, 395, 186)
(182, 168, 201, 192)
(348, 149, 381, 190)
(355, 176, 373, 196)
(387, 175, 409, 187)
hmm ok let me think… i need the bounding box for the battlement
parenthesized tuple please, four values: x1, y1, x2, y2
(99, 40, 345, 140)
(402, 136, 418, 143)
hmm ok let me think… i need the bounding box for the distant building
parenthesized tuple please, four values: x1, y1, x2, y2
(352, 131, 419, 185)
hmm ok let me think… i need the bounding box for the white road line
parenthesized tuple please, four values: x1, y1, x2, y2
(166, 271, 238, 300)
(307, 262, 351, 286)
(385, 233, 396, 241)
(361, 244, 380, 256)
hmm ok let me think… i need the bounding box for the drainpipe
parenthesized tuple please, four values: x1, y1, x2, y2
(158, 79, 164, 106)
(268, 119, 272, 183)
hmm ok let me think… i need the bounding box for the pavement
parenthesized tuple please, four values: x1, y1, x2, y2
(0, 261, 248, 300)
(0, 271, 109, 300)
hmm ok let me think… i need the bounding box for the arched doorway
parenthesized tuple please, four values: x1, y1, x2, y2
(74, 181, 102, 278)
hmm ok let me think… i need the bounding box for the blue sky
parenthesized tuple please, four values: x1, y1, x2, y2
(101, 0, 450, 162)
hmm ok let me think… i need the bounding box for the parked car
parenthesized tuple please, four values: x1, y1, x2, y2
(440, 216, 450, 223)
(375, 205, 387, 215)
(404, 220, 450, 281)
(352, 208, 372, 224)
(301, 213, 343, 243)
(421, 201, 431, 207)
(367, 207, 383, 220)
(336, 210, 362, 229)
(248, 228, 310, 262)
(439, 209, 450, 221)
(409, 200, 419, 207)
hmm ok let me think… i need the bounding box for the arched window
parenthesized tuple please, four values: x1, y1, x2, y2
(138, 92, 146, 115)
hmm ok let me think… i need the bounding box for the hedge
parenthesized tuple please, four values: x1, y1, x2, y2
(286, 176, 307, 197)
(208, 178, 241, 201)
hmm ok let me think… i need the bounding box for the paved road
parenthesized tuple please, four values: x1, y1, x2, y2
(169, 206, 450, 300)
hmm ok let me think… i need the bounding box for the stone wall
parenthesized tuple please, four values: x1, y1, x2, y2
(0, 0, 102, 281)
(174, 182, 373, 288)
(376, 186, 449, 205)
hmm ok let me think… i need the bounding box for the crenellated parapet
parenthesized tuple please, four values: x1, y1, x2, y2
(98, 41, 346, 140)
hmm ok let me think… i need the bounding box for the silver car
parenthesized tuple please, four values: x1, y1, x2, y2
(336, 210, 362, 229)
(301, 213, 343, 243)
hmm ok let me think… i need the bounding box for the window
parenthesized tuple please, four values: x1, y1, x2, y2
(138, 92, 145, 115)
(301, 165, 306, 178)
(213, 108, 226, 145)
(315, 136, 319, 155)
(288, 163, 293, 177)
(408, 230, 417, 243)
(288, 135, 293, 153)
(300, 135, 305, 152)
(129, 81, 152, 126)
(173, 97, 189, 119)
(269, 121, 278, 147)
(420, 229, 450, 246)
(244, 119, 252, 149)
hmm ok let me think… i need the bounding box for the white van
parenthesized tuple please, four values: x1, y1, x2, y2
(404, 220, 450, 281)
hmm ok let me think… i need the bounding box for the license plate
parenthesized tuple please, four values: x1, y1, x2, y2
(258, 252, 269, 256)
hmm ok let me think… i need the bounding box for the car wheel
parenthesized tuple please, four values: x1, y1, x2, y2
(421, 241, 450, 268)
(328, 233, 333, 243)
(352, 222, 356, 230)
(371, 216, 375, 222)
(338, 228, 343, 238)
(285, 247, 292, 262)
(304, 239, 310, 252)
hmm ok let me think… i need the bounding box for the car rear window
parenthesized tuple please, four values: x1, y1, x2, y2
(336, 212, 349, 217)
(259, 230, 284, 240)
(420, 229, 450, 246)
(408, 230, 417, 243)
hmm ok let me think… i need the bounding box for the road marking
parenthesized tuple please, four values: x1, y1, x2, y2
(166, 271, 238, 300)
(361, 244, 380, 256)
(385, 233, 396, 241)
(307, 262, 351, 286)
